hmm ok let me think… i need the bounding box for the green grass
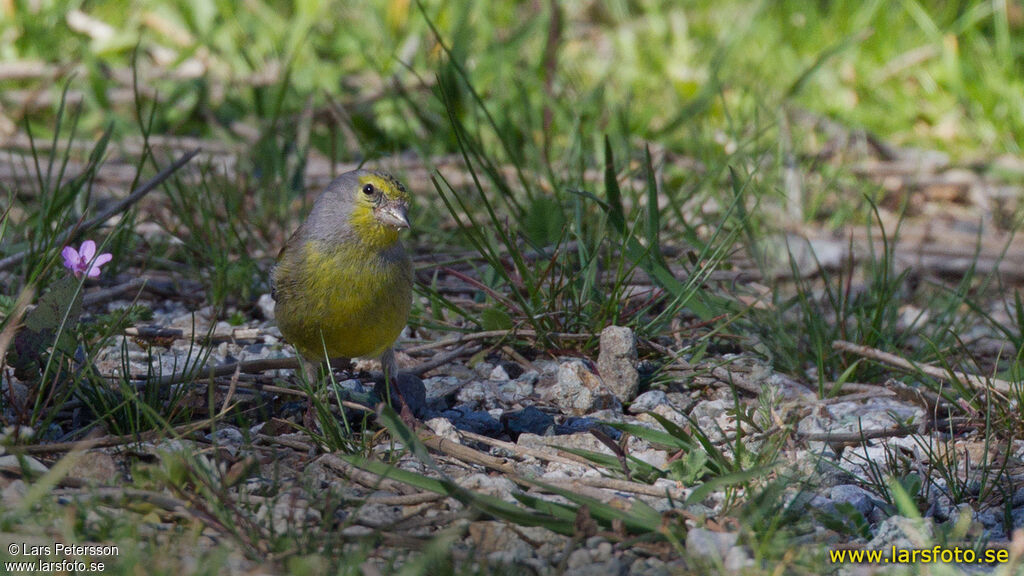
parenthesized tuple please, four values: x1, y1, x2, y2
(5, 1, 1024, 158)
(4, 0, 1024, 574)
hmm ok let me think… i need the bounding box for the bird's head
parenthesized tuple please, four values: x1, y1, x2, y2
(316, 169, 411, 248)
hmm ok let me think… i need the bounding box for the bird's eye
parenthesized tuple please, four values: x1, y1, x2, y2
(362, 184, 376, 196)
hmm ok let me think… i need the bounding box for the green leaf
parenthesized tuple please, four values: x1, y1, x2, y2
(607, 420, 694, 452)
(10, 277, 82, 383)
(643, 145, 667, 269)
(523, 195, 566, 246)
(603, 136, 627, 236)
(668, 450, 710, 485)
(555, 445, 664, 483)
(337, 452, 574, 535)
(519, 478, 672, 535)
(686, 464, 776, 506)
(888, 474, 923, 518)
(481, 307, 513, 331)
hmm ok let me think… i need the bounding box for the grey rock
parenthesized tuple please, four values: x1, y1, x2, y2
(594, 541, 613, 562)
(724, 546, 754, 571)
(689, 398, 730, 425)
(0, 425, 34, 443)
(425, 417, 460, 442)
(256, 293, 275, 320)
(686, 399, 732, 442)
(631, 449, 668, 469)
(207, 427, 244, 446)
(975, 508, 1001, 529)
(0, 378, 28, 415)
(71, 451, 120, 485)
(830, 484, 876, 517)
(977, 509, 1006, 540)
(0, 454, 46, 474)
(1, 479, 27, 508)
(340, 525, 374, 537)
(928, 494, 958, 522)
(335, 378, 367, 393)
(685, 528, 738, 561)
(517, 370, 540, 386)
(636, 404, 688, 430)
(489, 364, 510, 382)
(566, 548, 593, 569)
(629, 390, 667, 414)
(350, 500, 400, 528)
(474, 361, 496, 378)
(629, 557, 669, 576)
(586, 535, 608, 549)
(868, 516, 933, 550)
(598, 326, 639, 402)
(521, 431, 613, 457)
(552, 359, 622, 415)
(564, 558, 625, 576)
(665, 392, 694, 410)
(458, 473, 517, 501)
(807, 495, 836, 514)
(423, 375, 463, 411)
(455, 380, 494, 409)
(497, 379, 533, 404)
(868, 505, 887, 525)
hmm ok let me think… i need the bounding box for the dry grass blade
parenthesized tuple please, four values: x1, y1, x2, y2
(0, 148, 200, 272)
(6, 417, 220, 454)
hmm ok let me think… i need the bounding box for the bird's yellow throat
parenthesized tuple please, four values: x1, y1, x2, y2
(348, 202, 400, 249)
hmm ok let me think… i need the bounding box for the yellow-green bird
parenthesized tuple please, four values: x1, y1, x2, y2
(272, 169, 413, 383)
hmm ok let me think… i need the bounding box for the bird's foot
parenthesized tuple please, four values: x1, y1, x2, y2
(397, 400, 418, 429)
(373, 372, 426, 426)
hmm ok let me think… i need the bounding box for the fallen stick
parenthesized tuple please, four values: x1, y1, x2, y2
(832, 340, 1015, 393)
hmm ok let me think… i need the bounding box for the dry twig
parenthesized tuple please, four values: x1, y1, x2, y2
(832, 340, 1014, 394)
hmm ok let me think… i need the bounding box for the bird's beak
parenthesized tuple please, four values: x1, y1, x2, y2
(377, 202, 410, 230)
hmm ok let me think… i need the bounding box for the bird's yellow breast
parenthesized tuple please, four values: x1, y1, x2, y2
(274, 240, 412, 361)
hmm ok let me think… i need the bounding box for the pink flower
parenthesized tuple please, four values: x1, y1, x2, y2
(61, 240, 112, 278)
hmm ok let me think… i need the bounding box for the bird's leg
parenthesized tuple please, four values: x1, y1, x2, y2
(298, 356, 319, 385)
(380, 347, 416, 426)
(381, 347, 399, 382)
(298, 356, 354, 432)
(297, 356, 320, 431)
